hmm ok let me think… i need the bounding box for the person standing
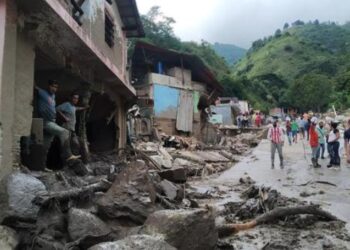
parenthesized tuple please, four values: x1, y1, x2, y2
(255, 113, 262, 128)
(267, 120, 284, 169)
(297, 116, 305, 139)
(344, 119, 350, 163)
(291, 119, 299, 143)
(327, 121, 341, 168)
(36, 80, 80, 164)
(286, 118, 292, 146)
(309, 117, 321, 168)
(305, 118, 311, 141)
(56, 93, 88, 154)
(316, 121, 326, 159)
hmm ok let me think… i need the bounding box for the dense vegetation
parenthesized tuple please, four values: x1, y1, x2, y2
(133, 7, 350, 113)
(233, 21, 350, 112)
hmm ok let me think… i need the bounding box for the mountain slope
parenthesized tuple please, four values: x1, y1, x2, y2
(212, 42, 247, 65)
(231, 22, 350, 111)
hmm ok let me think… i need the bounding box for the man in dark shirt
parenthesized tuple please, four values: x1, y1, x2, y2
(36, 80, 80, 163)
(344, 119, 350, 163)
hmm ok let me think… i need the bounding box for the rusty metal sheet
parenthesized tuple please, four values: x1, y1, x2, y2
(176, 90, 193, 132)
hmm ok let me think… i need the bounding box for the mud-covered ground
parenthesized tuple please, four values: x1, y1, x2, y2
(189, 139, 350, 250)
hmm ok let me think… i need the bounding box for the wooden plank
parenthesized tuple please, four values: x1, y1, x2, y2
(176, 90, 194, 132)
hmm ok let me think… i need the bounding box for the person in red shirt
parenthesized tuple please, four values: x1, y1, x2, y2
(255, 113, 262, 127)
(309, 117, 321, 168)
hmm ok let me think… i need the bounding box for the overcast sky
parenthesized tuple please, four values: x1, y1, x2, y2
(136, 0, 350, 49)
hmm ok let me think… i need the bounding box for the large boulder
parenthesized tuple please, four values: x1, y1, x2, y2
(0, 172, 47, 222)
(68, 208, 111, 241)
(142, 209, 218, 250)
(88, 234, 176, 250)
(0, 226, 19, 250)
(97, 161, 161, 225)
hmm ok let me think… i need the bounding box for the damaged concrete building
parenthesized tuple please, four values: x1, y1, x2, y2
(0, 0, 144, 178)
(131, 41, 224, 138)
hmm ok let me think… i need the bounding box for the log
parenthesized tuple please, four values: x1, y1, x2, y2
(32, 179, 112, 206)
(217, 205, 339, 238)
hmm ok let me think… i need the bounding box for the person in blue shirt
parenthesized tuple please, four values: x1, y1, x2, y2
(36, 80, 80, 163)
(56, 93, 88, 154)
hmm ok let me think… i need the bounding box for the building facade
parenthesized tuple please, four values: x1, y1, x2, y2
(0, 0, 144, 178)
(131, 42, 223, 137)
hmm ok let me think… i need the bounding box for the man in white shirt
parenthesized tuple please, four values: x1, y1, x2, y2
(267, 119, 285, 169)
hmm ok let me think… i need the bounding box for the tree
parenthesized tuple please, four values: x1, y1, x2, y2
(283, 23, 289, 30)
(287, 73, 333, 112)
(274, 29, 282, 38)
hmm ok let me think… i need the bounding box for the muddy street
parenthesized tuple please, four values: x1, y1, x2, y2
(190, 138, 350, 249)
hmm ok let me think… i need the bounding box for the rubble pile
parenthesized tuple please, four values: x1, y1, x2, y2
(133, 130, 263, 179)
(0, 149, 215, 249)
(0, 130, 264, 249)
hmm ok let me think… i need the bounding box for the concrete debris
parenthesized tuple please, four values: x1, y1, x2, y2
(0, 226, 19, 250)
(0, 172, 46, 221)
(88, 234, 176, 250)
(97, 161, 160, 225)
(142, 209, 218, 250)
(159, 179, 184, 201)
(159, 167, 187, 183)
(68, 208, 111, 241)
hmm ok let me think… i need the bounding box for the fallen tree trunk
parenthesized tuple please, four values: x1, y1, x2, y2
(33, 179, 112, 206)
(217, 205, 339, 238)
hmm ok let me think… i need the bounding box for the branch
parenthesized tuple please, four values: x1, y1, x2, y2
(33, 179, 112, 206)
(217, 205, 339, 238)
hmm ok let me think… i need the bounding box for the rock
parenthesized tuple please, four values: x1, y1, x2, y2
(159, 167, 187, 183)
(159, 180, 183, 201)
(0, 172, 46, 222)
(150, 155, 173, 169)
(66, 159, 89, 176)
(97, 161, 160, 225)
(173, 158, 193, 167)
(31, 234, 64, 250)
(68, 208, 111, 241)
(0, 226, 19, 250)
(88, 234, 176, 250)
(142, 209, 218, 250)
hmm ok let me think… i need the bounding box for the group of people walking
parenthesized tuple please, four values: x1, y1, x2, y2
(268, 114, 346, 169)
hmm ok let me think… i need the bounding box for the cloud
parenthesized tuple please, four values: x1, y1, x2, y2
(136, 0, 350, 48)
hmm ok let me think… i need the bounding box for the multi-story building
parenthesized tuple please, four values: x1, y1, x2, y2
(0, 0, 144, 178)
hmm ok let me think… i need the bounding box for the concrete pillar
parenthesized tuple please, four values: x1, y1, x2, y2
(0, 0, 17, 179)
(12, 31, 35, 163)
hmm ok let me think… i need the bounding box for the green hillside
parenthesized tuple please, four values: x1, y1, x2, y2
(212, 42, 247, 65)
(232, 21, 350, 112)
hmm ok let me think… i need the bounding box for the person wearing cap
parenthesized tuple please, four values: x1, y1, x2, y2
(309, 117, 321, 168)
(327, 121, 341, 168)
(267, 119, 284, 169)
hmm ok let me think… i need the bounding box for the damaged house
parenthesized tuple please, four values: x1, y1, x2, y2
(0, 0, 144, 178)
(131, 41, 224, 138)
